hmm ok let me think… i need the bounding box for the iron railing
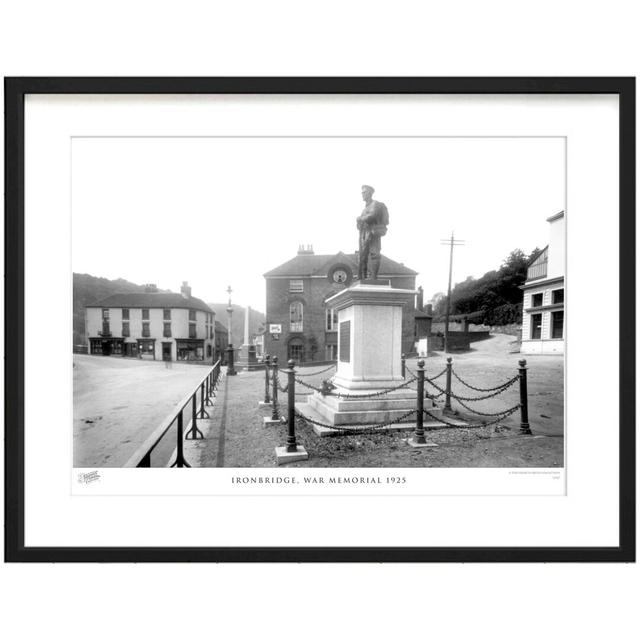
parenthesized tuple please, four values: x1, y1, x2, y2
(124, 358, 222, 468)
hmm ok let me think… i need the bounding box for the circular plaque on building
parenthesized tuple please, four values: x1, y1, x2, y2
(327, 264, 353, 286)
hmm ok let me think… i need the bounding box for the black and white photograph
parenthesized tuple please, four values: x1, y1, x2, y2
(72, 135, 565, 471)
(5, 77, 632, 563)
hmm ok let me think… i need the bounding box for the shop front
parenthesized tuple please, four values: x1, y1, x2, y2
(89, 337, 124, 356)
(176, 339, 205, 361)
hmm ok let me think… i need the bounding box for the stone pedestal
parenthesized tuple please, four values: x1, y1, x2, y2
(330, 282, 413, 390)
(295, 282, 453, 435)
(237, 344, 263, 371)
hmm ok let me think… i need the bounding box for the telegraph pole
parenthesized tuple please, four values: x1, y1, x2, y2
(440, 232, 465, 353)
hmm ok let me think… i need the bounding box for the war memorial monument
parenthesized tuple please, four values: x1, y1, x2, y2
(294, 186, 446, 450)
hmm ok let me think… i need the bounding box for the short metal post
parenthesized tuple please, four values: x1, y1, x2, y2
(192, 394, 197, 429)
(401, 353, 406, 379)
(271, 356, 280, 421)
(518, 359, 532, 435)
(227, 344, 237, 375)
(186, 392, 204, 439)
(172, 410, 191, 467)
(414, 359, 426, 444)
(286, 359, 297, 452)
(198, 382, 209, 418)
(264, 354, 271, 403)
(444, 357, 453, 412)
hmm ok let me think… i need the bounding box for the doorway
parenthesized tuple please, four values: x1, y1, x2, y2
(162, 342, 172, 361)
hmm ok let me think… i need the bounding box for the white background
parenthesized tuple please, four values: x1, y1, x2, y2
(29, 94, 609, 544)
(1, 2, 638, 640)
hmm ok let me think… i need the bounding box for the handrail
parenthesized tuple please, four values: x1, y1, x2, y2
(124, 358, 222, 468)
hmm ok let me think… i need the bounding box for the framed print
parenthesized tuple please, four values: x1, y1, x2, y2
(4, 77, 635, 562)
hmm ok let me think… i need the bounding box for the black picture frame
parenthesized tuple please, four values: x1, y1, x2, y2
(4, 77, 635, 563)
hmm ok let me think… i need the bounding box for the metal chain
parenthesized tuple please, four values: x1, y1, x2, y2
(407, 384, 447, 400)
(451, 369, 520, 393)
(426, 375, 518, 402)
(406, 367, 447, 383)
(454, 396, 523, 417)
(424, 404, 521, 429)
(294, 363, 337, 377)
(274, 371, 289, 394)
(295, 376, 417, 398)
(295, 408, 417, 435)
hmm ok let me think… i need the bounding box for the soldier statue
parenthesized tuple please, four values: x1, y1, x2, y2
(356, 184, 389, 280)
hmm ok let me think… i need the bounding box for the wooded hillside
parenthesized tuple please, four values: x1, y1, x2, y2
(429, 248, 540, 326)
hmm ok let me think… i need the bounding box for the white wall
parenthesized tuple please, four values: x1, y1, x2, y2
(547, 214, 566, 279)
(85, 306, 213, 359)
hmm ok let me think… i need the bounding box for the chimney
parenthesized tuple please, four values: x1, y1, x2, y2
(181, 281, 192, 299)
(416, 286, 424, 311)
(297, 244, 314, 255)
(144, 283, 158, 293)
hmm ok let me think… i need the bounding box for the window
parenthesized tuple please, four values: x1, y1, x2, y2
(289, 343, 304, 363)
(531, 293, 543, 307)
(122, 321, 130, 337)
(102, 308, 110, 320)
(530, 313, 542, 340)
(188, 309, 196, 321)
(122, 308, 129, 320)
(552, 289, 564, 305)
(163, 308, 171, 320)
(189, 324, 196, 339)
(326, 308, 338, 331)
(290, 301, 303, 332)
(207, 345, 212, 358)
(142, 308, 149, 320)
(210, 326, 214, 339)
(552, 311, 564, 339)
(163, 322, 172, 337)
(289, 279, 304, 293)
(142, 322, 150, 337)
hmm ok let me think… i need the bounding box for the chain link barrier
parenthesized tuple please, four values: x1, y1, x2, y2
(275, 371, 289, 394)
(424, 404, 521, 429)
(294, 376, 416, 398)
(426, 374, 518, 402)
(454, 396, 521, 417)
(294, 363, 337, 377)
(406, 367, 447, 383)
(451, 369, 520, 394)
(295, 408, 418, 435)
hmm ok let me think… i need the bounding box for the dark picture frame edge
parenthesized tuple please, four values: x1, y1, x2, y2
(4, 76, 635, 563)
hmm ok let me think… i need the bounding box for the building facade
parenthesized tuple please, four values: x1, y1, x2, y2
(86, 282, 216, 362)
(520, 211, 565, 354)
(213, 320, 229, 363)
(263, 246, 419, 364)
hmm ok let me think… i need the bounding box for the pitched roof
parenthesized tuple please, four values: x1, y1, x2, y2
(87, 292, 213, 314)
(214, 320, 228, 334)
(263, 252, 418, 277)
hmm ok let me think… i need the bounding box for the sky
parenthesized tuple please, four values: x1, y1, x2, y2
(72, 136, 565, 312)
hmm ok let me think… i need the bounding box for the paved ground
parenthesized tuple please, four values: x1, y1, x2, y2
(189, 334, 564, 468)
(73, 355, 212, 467)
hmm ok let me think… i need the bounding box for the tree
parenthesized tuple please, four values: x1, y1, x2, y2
(430, 247, 537, 325)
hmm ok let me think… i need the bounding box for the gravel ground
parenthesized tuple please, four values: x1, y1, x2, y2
(194, 336, 564, 468)
(73, 355, 212, 467)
